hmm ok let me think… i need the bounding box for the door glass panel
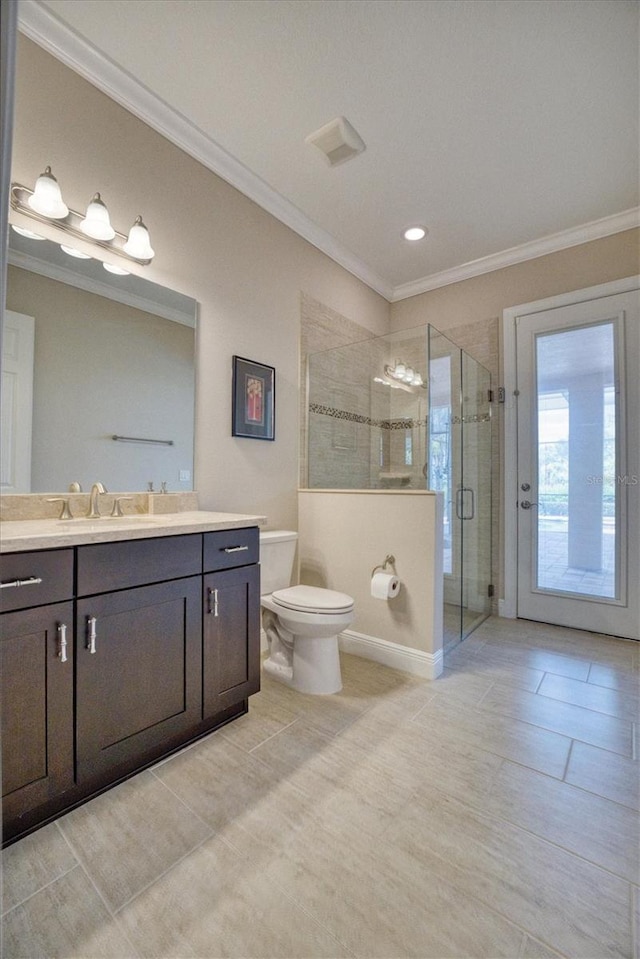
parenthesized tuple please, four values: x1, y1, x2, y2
(536, 321, 616, 598)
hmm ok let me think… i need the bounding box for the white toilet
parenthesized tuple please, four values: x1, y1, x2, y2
(260, 530, 355, 694)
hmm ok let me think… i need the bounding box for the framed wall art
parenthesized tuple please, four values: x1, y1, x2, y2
(231, 355, 275, 440)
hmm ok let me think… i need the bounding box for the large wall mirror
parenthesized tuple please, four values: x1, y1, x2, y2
(3, 230, 196, 494)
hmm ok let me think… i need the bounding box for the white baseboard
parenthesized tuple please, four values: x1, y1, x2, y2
(339, 629, 443, 680)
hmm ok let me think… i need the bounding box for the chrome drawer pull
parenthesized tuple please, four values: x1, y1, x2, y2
(57, 623, 68, 663)
(223, 546, 249, 553)
(0, 576, 43, 589)
(87, 616, 97, 654)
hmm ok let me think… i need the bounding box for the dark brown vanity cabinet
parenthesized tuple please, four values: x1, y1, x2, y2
(0, 550, 75, 826)
(75, 536, 203, 785)
(203, 528, 260, 715)
(1, 527, 261, 844)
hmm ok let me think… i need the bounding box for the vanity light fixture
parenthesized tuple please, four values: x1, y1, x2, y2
(28, 166, 69, 219)
(11, 224, 46, 240)
(80, 193, 116, 241)
(376, 360, 426, 393)
(61, 245, 92, 259)
(103, 262, 130, 276)
(10, 166, 156, 266)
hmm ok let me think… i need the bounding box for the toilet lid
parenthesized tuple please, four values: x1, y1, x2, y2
(272, 585, 354, 613)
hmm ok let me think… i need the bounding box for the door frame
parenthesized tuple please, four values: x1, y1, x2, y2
(501, 275, 640, 619)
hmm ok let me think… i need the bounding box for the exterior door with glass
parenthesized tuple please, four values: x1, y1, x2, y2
(515, 290, 639, 640)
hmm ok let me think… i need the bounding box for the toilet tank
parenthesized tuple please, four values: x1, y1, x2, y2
(259, 530, 298, 595)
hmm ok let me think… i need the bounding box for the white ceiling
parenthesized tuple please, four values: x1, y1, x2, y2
(20, 0, 640, 300)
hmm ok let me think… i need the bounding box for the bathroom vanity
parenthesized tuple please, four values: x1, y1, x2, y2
(0, 511, 263, 845)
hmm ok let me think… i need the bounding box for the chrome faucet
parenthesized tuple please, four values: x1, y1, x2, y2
(87, 482, 107, 518)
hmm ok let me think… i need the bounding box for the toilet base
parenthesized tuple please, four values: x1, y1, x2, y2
(264, 633, 342, 695)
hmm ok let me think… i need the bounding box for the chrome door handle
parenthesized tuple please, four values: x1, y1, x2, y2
(57, 623, 68, 663)
(520, 500, 538, 510)
(208, 587, 219, 616)
(223, 546, 249, 553)
(86, 616, 97, 653)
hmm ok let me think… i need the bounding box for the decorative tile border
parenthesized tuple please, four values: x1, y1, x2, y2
(309, 402, 426, 430)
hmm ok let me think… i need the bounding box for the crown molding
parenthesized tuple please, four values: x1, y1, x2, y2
(390, 207, 640, 302)
(18, 1, 394, 301)
(18, 2, 639, 307)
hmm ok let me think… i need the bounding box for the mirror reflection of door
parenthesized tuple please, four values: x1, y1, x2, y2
(1, 310, 34, 493)
(514, 290, 639, 640)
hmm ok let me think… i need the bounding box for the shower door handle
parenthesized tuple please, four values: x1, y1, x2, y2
(456, 488, 475, 520)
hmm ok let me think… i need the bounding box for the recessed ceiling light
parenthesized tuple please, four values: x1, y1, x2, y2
(403, 226, 427, 241)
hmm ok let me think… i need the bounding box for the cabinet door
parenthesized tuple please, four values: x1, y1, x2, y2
(203, 564, 260, 716)
(76, 577, 201, 784)
(1, 602, 74, 824)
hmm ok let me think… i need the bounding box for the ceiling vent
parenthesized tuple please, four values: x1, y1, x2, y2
(305, 116, 366, 167)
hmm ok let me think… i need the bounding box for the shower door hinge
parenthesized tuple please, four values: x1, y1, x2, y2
(496, 387, 506, 403)
(488, 389, 494, 403)
(487, 584, 495, 598)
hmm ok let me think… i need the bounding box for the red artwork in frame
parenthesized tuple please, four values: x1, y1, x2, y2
(232, 356, 275, 440)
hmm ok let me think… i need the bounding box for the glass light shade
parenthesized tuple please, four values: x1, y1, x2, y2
(11, 224, 46, 240)
(103, 262, 130, 275)
(80, 193, 116, 241)
(404, 367, 414, 382)
(28, 167, 69, 219)
(412, 372, 423, 387)
(61, 245, 91, 259)
(394, 362, 406, 379)
(123, 216, 154, 260)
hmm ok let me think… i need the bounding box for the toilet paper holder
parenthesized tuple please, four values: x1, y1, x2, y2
(371, 554, 396, 577)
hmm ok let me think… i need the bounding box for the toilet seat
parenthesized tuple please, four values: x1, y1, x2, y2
(271, 584, 354, 614)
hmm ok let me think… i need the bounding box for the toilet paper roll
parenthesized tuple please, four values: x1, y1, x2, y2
(371, 571, 400, 600)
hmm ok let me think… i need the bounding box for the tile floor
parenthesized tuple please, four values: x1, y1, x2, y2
(2, 616, 638, 959)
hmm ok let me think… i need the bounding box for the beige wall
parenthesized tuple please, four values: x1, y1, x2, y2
(298, 490, 444, 673)
(11, 38, 389, 529)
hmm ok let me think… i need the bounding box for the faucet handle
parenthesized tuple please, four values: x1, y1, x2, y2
(111, 496, 133, 518)
(48, 497, 73, 520)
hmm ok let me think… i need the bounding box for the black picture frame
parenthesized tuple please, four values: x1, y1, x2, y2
(231, 355, 275, 440)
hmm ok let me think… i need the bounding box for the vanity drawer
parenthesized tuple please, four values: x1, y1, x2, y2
(0, 549, 74, 612)
(77, 534, 202, 596)
(203, 527, 259, 572)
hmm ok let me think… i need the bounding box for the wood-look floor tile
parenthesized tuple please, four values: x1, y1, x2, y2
(588, 661, 640, 696)
(2, 866, 137, 959)
(58, 770, 212, 912)
(260, 818, 527, 958)
(384, 786, 631, 959)
(118, 834, 351, 958)
(412, 694, 572, 778)
(154, 731, 297, 833)
(218, 691, 298, 751)
(538, 672, 639, 720)
(487, 760, 639, 882)
(480, 682, 633, 755)
(472, 640, 591, 681)
(565, 740, 640, 810)
(1, 823, 77, 915)
(444, 650, 546, 691)
(521, 935, 566, 958)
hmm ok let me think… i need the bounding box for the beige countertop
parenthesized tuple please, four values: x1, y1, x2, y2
(0, 510, 267, 553)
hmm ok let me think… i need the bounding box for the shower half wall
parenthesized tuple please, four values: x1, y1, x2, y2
(305, 324, 492, 648)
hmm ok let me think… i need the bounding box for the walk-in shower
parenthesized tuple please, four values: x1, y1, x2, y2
(305, 324, 492, 647)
